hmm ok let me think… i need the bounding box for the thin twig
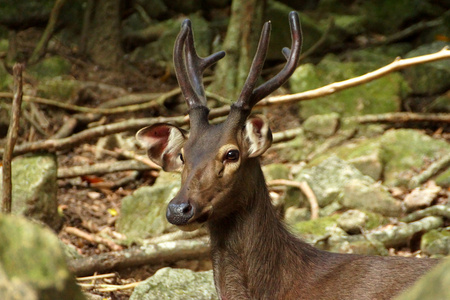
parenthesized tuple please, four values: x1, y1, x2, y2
(267, 179, 319, 220)
(77, 273, 116, 281)
(65, 226, 123, 251)
(0, 87, 181, 114)
(29, 0, 67, 64)
(2, 63, 24, 213)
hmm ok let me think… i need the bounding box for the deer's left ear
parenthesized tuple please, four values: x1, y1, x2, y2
(136, 124, 188, 171)
(244, 115, 273, 158)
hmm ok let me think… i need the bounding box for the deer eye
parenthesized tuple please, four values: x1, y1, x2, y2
(224, 150, 239, 162)
(178, 153, 184, 163)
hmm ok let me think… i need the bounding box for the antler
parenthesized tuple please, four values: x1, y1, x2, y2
(173, 20, 225, 111)
(234, 11, 302, 111)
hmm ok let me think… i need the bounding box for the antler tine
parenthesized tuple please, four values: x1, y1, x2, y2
(174, 19, 226, 111)
(235, 21, 272, 110)
(185, 25, 225, 102)
(251, 12, 302, 107)
(235, 11, 302, 111)
(173, 20, 200, 109)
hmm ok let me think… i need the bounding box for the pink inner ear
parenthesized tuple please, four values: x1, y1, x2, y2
(250, 118, 263, 135)
(150, 125, 171, 138)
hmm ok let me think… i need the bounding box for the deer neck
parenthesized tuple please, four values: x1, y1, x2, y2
(207, 159, 317, 299)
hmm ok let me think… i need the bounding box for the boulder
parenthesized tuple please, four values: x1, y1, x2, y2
(130, 267, 217, 300)
(403, 42, 450, 95)
(116, 172, 180, 243)
(290, 54, 405, 119)
(0, 154, 61, 230)
(294, 156, 402, 216)
(0, 214, 85, 300)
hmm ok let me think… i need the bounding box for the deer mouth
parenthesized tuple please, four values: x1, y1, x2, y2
(177, 207, 212, 231)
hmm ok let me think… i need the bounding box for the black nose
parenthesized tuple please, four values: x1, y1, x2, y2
(166, 201, 194, 225)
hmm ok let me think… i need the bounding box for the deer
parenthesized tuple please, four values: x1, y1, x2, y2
(136, 11, 439, 300)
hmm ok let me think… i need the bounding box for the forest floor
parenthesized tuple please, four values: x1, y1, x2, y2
(5, 58, 449, 299)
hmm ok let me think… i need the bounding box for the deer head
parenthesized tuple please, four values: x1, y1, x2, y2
(137, 12, 302, 231)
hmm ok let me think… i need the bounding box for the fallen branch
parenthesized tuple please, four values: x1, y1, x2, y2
(330, 216, 443, 249)
(408, 153, 450, 188)
(348, 112, 450, 124)
(57, 160, 155, 178)
(2, 63, 23, 213)
(67, 237, 210, 276)
(1, 114, 189, 157)
(267, 179, 319, 220)
(65, 226, 123, 251)
(257, 47, 450, 106)
(401, 205, 450, 223)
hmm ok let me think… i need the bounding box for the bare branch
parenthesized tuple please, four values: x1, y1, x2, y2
(67, 237, 210, 276)
(258, 47, 450, 106)
(268, 179, 319, 220)
(2, 63, 24, 213)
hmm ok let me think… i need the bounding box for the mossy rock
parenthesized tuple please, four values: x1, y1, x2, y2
(262, 163, 290, 182)
(380, 129, 450, 187)
(421, 229, 450, 257)
(290, 54, 406, 119)
(130, 14, 213, 64)
(0, 154, 61, 230)
(313, 129, 450, 187)
(37, 78, 81, 102)
(0, 214, 85, 300)
(403, 42, 450, 95)
(130, 267, 217, 300)
(28, 56, 72, 79)
(290, 214, 340, 242)
(116, 173, 180, 243)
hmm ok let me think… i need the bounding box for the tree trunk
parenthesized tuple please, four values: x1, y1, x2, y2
(85, 0, 124, 71)
(209, 0, 266, 101)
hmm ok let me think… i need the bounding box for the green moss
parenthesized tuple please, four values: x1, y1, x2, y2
(28, 56, 72, 79)
(380, 129, 450, 186)
(290, 55, 405, 119)
(292, 215, 340, 237)
(37, 78, 80, 101)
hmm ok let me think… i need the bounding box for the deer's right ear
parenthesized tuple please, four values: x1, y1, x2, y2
(136, 124, 188, 171)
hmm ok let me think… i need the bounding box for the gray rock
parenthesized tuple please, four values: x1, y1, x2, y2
(342, 179, 402, 217)
(302, 113, 340, 137)
(290, 54, 405, 119)
(421, 229, 450, 257)
(0, 154, 61, 229)
(130, 267, 217, 300)
(116, 172, 180, 242)
(262, 163, 290, 182)
(337, 210, 368, 234)
(403, 42, 450, 95)
(404, 183, 442, 211)
(0, 214, 85, 300)
(130, 15, 213, 64)
(316, 129, 450, 187)
(295, 156, 402, 216)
